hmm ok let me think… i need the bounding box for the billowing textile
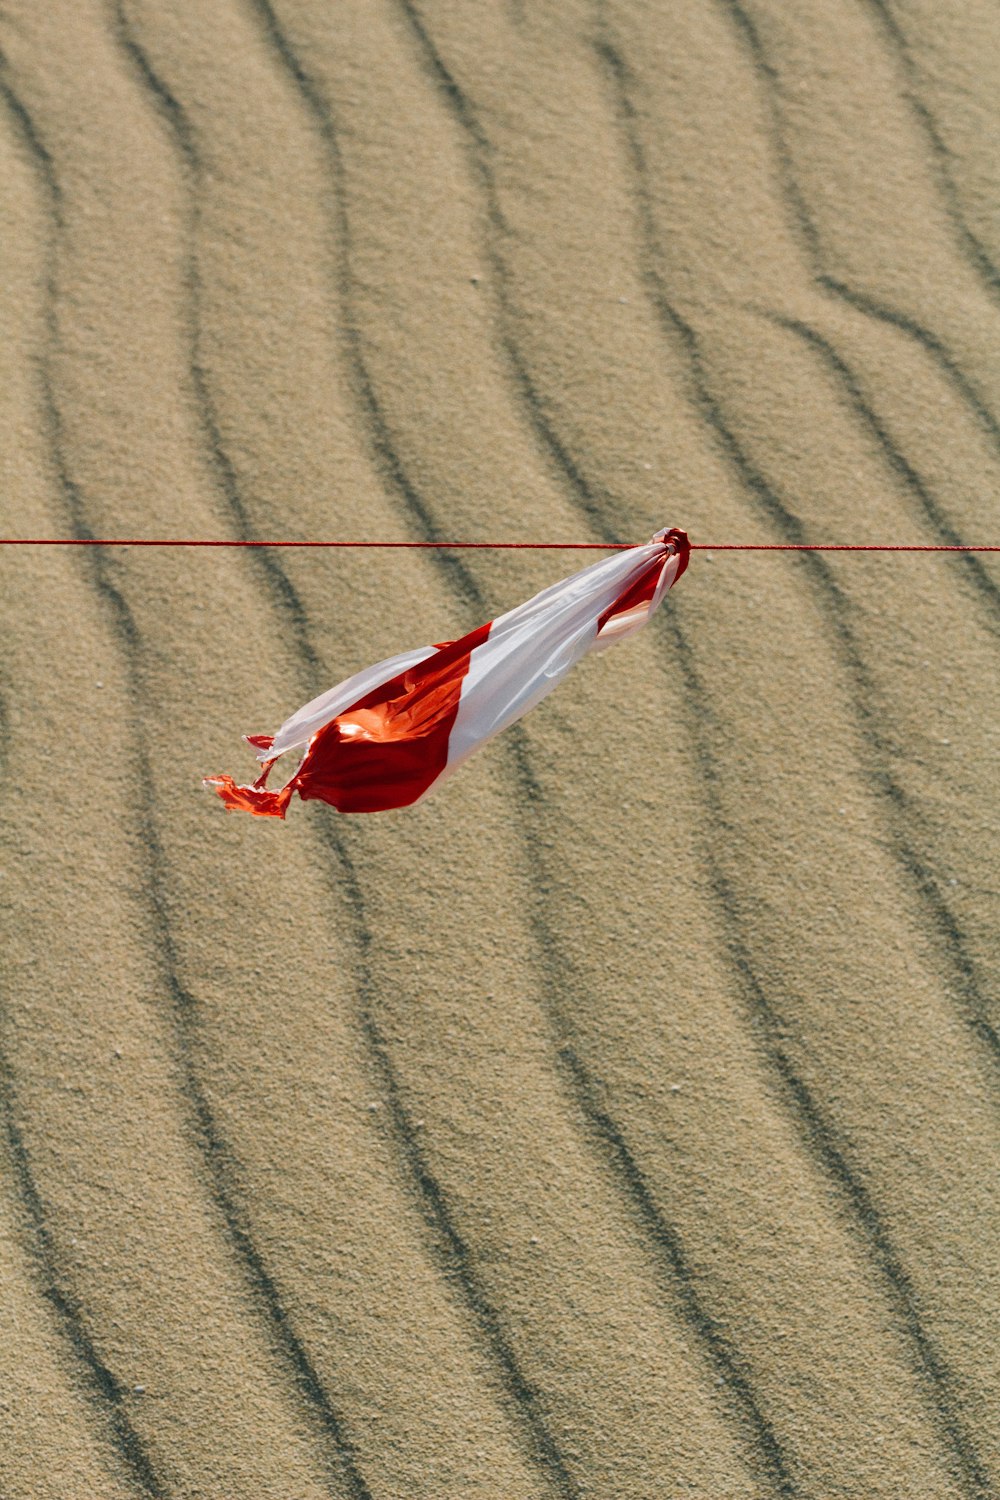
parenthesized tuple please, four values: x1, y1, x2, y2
(204, 528, 690, 817)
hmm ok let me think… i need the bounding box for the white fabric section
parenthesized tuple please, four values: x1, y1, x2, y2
(442, 537, 674, 783)
(262, 644, 438, 760)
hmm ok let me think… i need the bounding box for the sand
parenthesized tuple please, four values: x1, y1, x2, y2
(0, 1, 998, 1495)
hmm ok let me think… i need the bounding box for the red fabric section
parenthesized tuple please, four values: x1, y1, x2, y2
(205, 630, 488, 818)
(290, 622, 490, 813)
(203, 775, 293, 819)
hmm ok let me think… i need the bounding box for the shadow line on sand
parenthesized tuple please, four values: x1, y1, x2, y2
(0, 66, 169, 1500)
(241, 0, 798, 1491)
(316, 1, 997, 1491)
(112, 2, 582, 1492)
(714, 0, 1000, 458)
(325, 0, 810, 1491)
(860, 0, 1000, 302)
(594, 24, 1000, 1072)
(748, 306, 1000, 630)
(594, 27, 996, 1498)
(2, 34, 372, 1499)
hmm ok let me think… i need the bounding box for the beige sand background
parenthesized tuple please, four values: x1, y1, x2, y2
(1, 1, 998, 1496)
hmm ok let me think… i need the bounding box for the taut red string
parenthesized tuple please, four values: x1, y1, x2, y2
(1, 539, 998, 552)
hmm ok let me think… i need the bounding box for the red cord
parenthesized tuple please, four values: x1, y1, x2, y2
(1, 538, 998, 552)
(692, 543, 1000, 552)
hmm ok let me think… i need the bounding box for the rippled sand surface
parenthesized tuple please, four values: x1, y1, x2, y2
(1, 2, 999, 1496)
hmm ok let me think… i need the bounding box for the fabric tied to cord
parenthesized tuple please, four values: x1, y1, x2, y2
(203, 526, 690, 817)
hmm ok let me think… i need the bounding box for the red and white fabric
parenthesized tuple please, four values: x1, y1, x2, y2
(204, 527, 690, 817)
